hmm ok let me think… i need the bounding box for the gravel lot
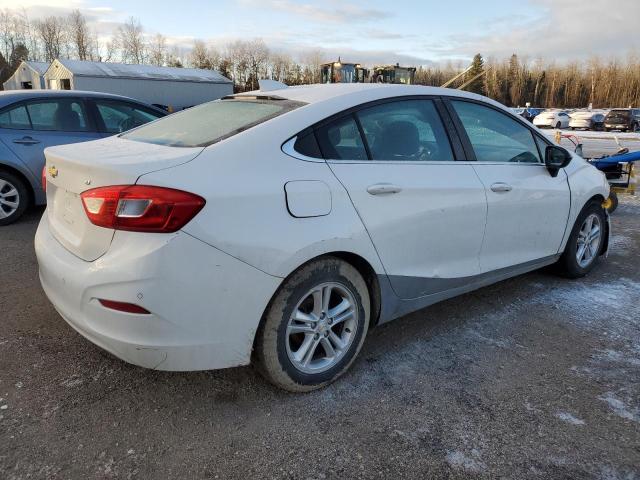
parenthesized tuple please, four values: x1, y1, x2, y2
(1, 197, 639, 479)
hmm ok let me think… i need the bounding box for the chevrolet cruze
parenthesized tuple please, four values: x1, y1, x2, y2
(35, 83, 611, 391)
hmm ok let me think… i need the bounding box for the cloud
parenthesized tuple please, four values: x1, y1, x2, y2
(428, 0, 640, 60)
(239, 0, 390, 24)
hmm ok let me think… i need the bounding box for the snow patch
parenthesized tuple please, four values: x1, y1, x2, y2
(60, 376, 83, 388)
(555, 412, 585, 425)
(445, 450, 486, 473)
(599, 392, 640, 423)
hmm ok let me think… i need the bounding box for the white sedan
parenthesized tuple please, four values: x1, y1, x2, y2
(533, 109, 571, 129)
(36, 83, 611, 391)
(569, 111, 606, 131)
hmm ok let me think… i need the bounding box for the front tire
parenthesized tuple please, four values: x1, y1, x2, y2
(556, 201, 606, 278)
(255, 257, 370, 392)
(0, 171, 29, 226)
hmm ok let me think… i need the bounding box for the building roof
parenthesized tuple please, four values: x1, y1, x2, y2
(46, 59, 232, 84)
(23, 61, 50, 75)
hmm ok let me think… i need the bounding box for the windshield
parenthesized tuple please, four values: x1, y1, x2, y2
(122, 98, 302, 147)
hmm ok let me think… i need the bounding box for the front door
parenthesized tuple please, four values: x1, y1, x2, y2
(448, 99, 571, 272)
(320, 98, 487, 299)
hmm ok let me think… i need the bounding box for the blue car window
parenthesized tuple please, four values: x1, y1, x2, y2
(26, 99, 90, 132)
(95, 100, 163, 134)
(0, 105, 31, 130)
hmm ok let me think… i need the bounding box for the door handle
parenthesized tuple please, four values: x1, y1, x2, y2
(13, 136, 40, 145)
(490, 182, 512, 193)
(366, 183, 402, 195)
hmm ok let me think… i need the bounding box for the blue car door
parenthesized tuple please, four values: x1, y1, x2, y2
(0, 97, 100, 182)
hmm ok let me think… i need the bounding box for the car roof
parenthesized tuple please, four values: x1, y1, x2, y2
(0, 89, 158, 110)
(235, 83, 498, 107)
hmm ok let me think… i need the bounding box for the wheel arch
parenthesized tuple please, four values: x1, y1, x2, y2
(252, 250, 383, 360)
(565, 193, 609, 256)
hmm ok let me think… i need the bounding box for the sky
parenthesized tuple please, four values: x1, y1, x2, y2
(2, 0, 640, 65)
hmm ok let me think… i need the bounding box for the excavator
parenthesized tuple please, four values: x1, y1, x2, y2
(320, 59, 415, 84)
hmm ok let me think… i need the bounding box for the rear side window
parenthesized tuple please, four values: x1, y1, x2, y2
(452, 100, 542, 163)
(0, 105, 31, 129)
(316, 115, 368, 160)
(123, 99, 301, 147)
(95, 100, 164, 133)
(26, 99, 90, 132)
(356, 99, 453, 161)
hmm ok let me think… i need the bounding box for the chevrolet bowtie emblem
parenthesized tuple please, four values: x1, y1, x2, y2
(48, 166, 58, 178)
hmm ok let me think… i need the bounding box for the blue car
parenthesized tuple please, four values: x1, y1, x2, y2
(0, 90, 166, 225)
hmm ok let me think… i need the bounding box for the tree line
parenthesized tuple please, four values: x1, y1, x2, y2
(1, 8, 638, 107)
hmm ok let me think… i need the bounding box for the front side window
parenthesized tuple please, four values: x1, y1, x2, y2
(316, 115, 367, 160)
(357, 99, 454, 161)
(0, 105, 31, 129)
(95, 100, 164, 134)
(452, 100, 542, 163)
(26, 99, 90, 132)
(123, 99, 300, 147)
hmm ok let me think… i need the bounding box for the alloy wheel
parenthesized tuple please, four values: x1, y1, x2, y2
(576, 213, 602, 268)
(285, 282, 358, 374)
(0, 178, 20, 220)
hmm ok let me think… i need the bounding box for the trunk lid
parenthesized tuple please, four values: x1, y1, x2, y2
(44, 137, 203, 261)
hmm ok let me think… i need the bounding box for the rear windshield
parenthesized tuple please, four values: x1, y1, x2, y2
(122, 98, 303, 147)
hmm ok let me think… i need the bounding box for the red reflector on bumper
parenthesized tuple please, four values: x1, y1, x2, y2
(98, 299, 150, 314)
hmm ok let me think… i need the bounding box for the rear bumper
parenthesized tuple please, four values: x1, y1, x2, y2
(35, 213, 281, 371)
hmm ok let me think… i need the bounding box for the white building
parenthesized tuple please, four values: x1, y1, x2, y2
(3, 61, 49, 90)
(44, 59, 233, 110)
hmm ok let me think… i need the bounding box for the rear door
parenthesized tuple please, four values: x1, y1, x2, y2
(447, 99, 571, 272)
(0, 97, 100, 180)
(317, 97, 487, 300)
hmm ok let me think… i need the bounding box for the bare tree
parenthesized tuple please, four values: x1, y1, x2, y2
(67, 9, 90, 60)
(35, 16, 66, 62)
(117, 17, 145, 64)
(149, 33, 167, 66)
(189, 39, 212, 69)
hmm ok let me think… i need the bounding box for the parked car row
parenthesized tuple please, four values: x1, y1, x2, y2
(0, 90, 166, 224)
(513, 106, 640, 132)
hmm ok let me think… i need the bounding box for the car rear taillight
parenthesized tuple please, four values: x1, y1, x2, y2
(41, 166, 47, 192)
(80, 185, 205, 232)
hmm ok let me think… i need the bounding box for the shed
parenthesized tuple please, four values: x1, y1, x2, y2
(44, 59, 233, 110)
(3, 61, 49, 90)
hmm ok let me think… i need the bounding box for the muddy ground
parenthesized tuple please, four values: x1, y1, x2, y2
(1, 197, 639, 479)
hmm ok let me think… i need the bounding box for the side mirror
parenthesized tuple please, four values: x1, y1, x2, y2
(545, 146, 572, 177)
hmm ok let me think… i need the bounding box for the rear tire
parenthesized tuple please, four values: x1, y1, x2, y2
(556, 201, 606, 278)
(556, 121, 562, 129)
(0, 171, 29, 226)
(255, 257, 370, 392)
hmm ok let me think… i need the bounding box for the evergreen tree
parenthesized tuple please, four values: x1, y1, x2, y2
(0, 52, 11, 87)
(10, 44, 29, 69)
(466, 53, 485, 94)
